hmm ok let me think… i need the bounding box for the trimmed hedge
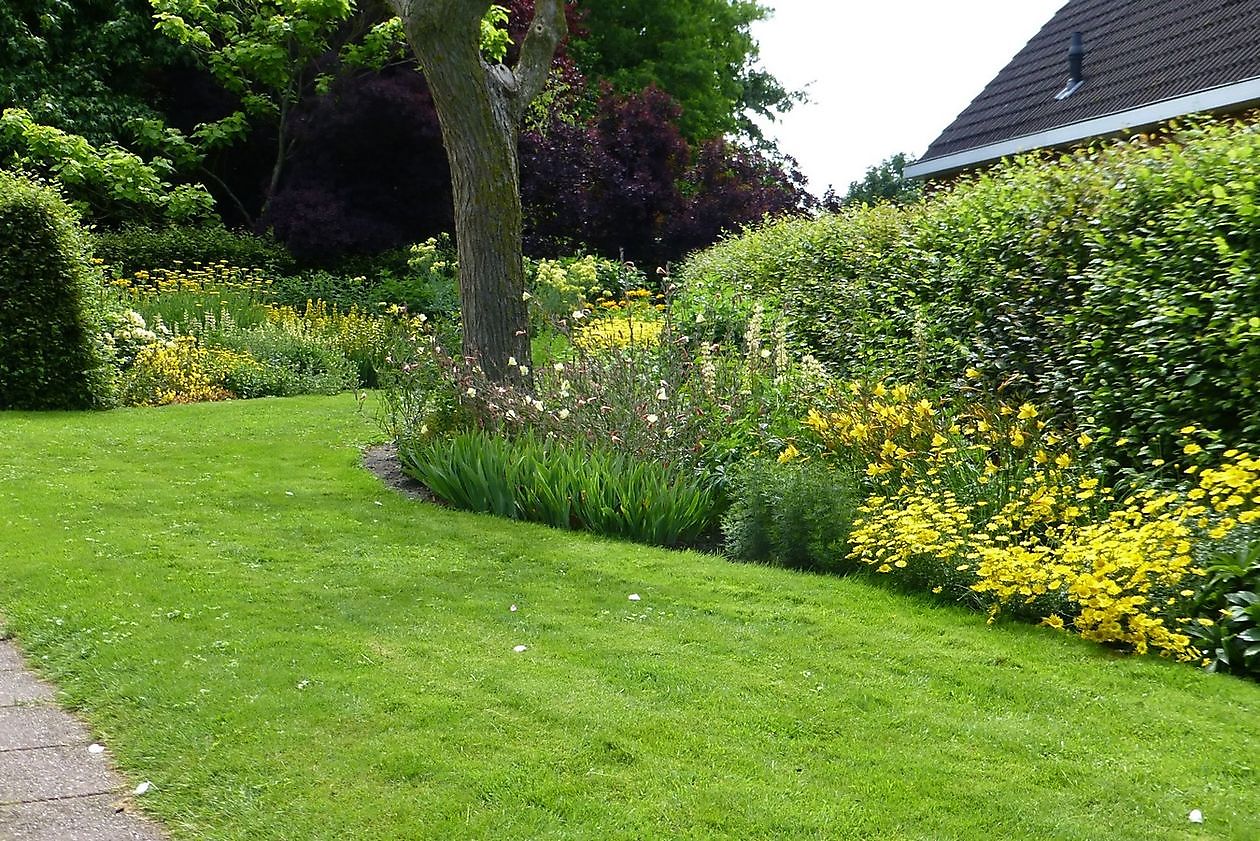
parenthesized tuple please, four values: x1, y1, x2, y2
(676, 118, 1260, 454)
(92, 223, 295, 277)
(0, 171, 110, 409)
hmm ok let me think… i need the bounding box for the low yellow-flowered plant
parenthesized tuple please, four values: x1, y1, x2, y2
(804, 381, 1260, 662)
(117, 336, 243, 406)
(574, 317, 663, 352)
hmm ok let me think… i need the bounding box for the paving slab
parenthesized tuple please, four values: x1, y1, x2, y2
(0, 746, 117, 805)
(0, 707, 88, 752)
(0, 793, 165, 841)
(0, 673, 53, 710)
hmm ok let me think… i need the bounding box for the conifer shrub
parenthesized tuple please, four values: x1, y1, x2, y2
(0, 171, 110, 409)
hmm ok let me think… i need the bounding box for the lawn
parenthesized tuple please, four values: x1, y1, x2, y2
(0, 396, 1256, 840)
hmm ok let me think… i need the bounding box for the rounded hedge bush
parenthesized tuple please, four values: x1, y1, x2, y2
(0, 171, 110, 410)
(676, 117, 1260, 456)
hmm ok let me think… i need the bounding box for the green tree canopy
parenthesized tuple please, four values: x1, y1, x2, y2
(570, 0, 797, 142)
(0, 0, 188, 144)
(837, 153, 922, 208)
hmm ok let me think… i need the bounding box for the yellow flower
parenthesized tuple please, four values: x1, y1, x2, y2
(1017, 403, 1038, 420)
(777, 443, 800, 464)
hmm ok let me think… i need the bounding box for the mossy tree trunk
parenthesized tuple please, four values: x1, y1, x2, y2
(389, 0, 566, 384)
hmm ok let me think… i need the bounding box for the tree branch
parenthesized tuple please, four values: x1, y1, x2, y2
(504, 0, 566, 121)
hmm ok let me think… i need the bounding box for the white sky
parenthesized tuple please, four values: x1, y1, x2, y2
(752, 0, 1068, 195)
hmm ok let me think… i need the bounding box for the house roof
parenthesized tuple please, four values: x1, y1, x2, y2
(908, 0, 1260, 178)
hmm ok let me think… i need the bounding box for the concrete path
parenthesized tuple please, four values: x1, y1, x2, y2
(0, 640, 166, 840)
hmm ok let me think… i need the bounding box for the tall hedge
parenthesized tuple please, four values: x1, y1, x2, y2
(676, 118, 1260, 453)
(0, 171, 109, 409)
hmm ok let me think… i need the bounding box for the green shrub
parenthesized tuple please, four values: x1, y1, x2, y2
(722, 459, 862, 573)
(93, 223, 294, 276)
(0, 108, 214, 225)
(205, 325, 358, 396)
(0, 170, 112, 409)
(399, 431, 720, 548)
(676, 117, 1260, 457)
(1190, 538, 1260, 679)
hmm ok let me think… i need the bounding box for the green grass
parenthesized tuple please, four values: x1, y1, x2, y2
(0, 396, 1256, 840)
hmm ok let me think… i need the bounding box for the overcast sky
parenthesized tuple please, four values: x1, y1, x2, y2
(751, 0, 1068, 195)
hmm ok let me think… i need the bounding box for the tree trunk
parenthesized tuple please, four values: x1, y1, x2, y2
(391, 0, 566, 386)
(423, 46, 531, 383)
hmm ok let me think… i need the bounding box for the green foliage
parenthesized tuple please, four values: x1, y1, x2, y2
(93, 224, 294, 276)
(570, 0, 798, 141)
(0, 0, 186, 145)
(524, 254, 648, 321)
(1191, 538, 1260, 679)
(204, 323, 360, 396)
(722, 459, 862, 573)
(835, 152, 922, 208)
(400, 431, 720, 548)
(676, 117, 1260, 455)
(675, 205, 951, 381)
(0, 170, 111, 409)
(0, 108, 215, 225)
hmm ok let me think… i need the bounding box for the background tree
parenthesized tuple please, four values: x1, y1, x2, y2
(569, 0, 798, 142)
(829, 152, 922, 209)
(387, 0, 567, 383)
(150, 0, 362, 219)
(0, 0, 188, 144)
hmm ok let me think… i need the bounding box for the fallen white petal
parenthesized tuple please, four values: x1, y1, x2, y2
(628, 593, 641, 601)
(512, 645, 528, 653)
(509, 604, 518, 612)
(1188, 809, 1204, 824)
(88, 743, 105, 755)
(134, 781, 152, 796)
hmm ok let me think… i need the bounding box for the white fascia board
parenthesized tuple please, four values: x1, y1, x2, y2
(905, 74, 1260, 179)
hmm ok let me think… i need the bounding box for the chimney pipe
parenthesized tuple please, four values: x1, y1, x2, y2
(1068, 32, 1085, 84)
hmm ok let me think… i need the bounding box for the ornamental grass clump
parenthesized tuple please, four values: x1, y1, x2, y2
(399, 431, 719, 548)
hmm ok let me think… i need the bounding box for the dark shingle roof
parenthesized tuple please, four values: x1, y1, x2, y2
(919, 0, 1260, 165)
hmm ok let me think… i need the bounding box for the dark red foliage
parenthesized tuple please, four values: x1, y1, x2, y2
(666, 139, 813, 259)
(262, 69, 453, 262)
(521, 84, 810, 268)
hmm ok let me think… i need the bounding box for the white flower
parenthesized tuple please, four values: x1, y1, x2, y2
(512, 644, 528, 653)
(509, 604, 518, 612)
(695, 312, 705, 324)
(628, 593, 641, 601)
(572, 310, 587, 320)
(508, 356, 518, 367)
(466, 387, 477, 397)
(1188, 810, 1204, 824)
(519, 366, 530, 376)
(553, 362, 565, 371)
(646, 414, 659, 424)
(522, 290, 532, 301)
(655, 387, 668, 401)
(558, 408, 570, 420)
(134, 781, 153, 796)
